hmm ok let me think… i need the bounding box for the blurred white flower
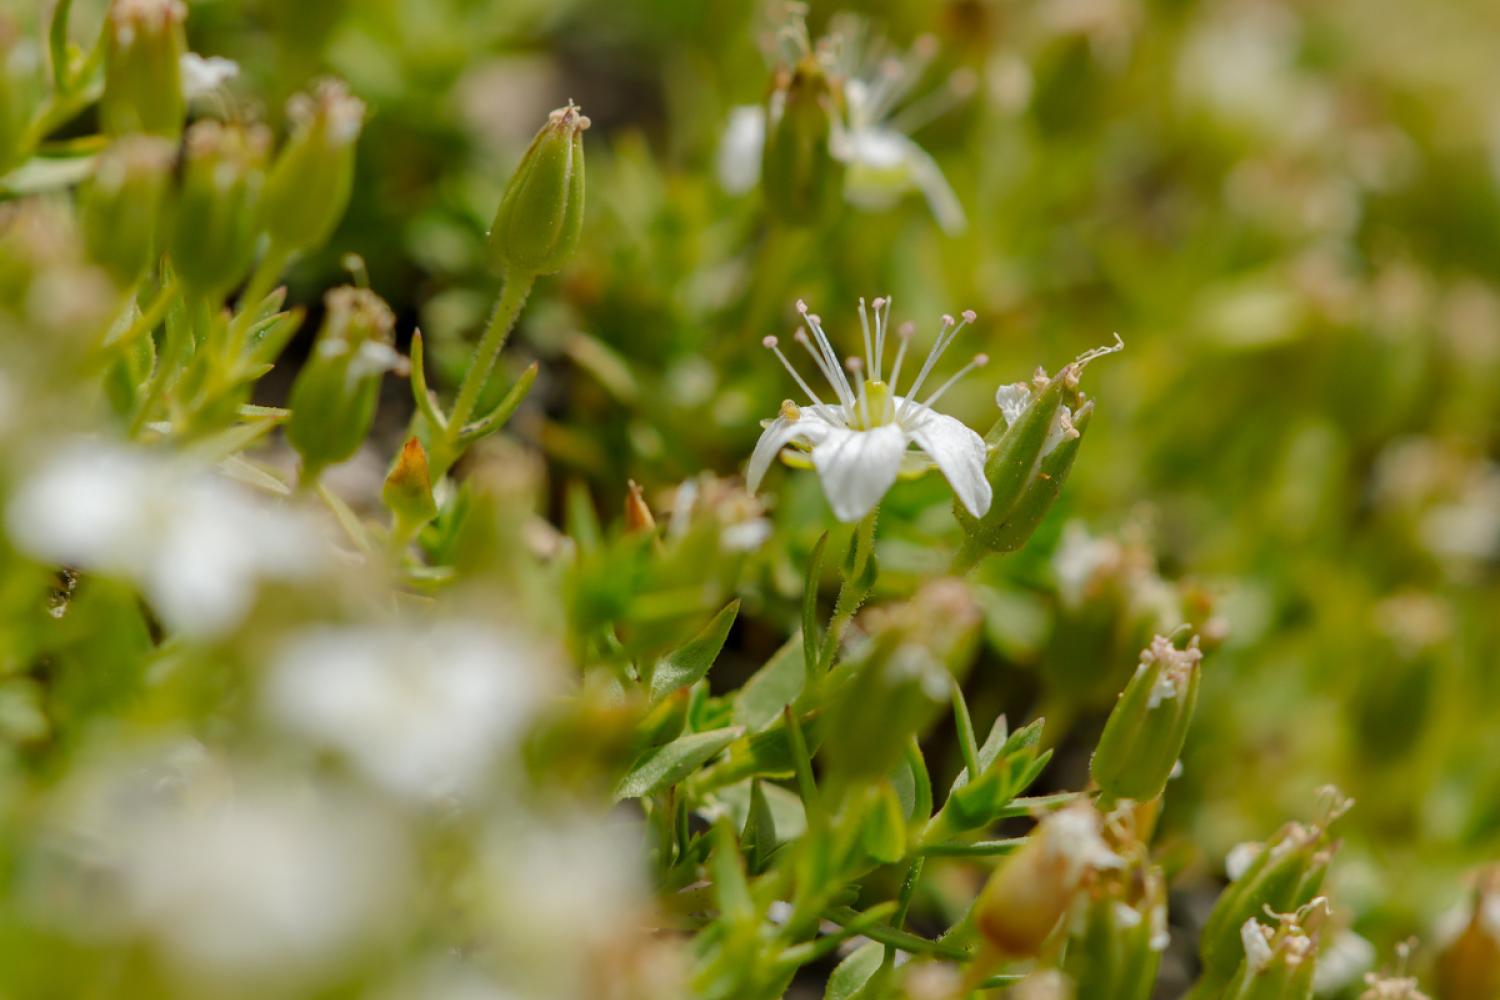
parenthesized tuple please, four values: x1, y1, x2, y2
(749, 297, 991, 522)
(180, 52, 239, 100)
(717, 13, 971, 233)
(6, 441, 323, 636)
(41, 743, 407, 983)
(264, 621, 553, 801)
(1052, 520, 1121, 608)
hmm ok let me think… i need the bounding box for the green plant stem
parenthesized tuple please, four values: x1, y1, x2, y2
(816, 509, 878, 674)
(951, 534, 986, 575)
(447, 273, 534, 436)
(783, 705, 822, 830)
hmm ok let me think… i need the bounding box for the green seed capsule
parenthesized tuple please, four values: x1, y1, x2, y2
(81, 137, 175, 285)
(169, 121, 271, 298)
(1066, 863, 1168, 1000)
(101, 0, 187, 140)
(760, 54, 844, 225)
(1091, 634, 1204, 803)
(263, 79, 366, 255)
(287, 287, 398, 482)
(486, 102, 588, 277)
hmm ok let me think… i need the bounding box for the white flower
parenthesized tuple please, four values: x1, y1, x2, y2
(6, 441, 323, 636)
(747, 297, 992, 522)
(1039, 802, 1124, 883)
(264, 621, 553, 801)
(180, 52, 239, 101)
(717, 14, 971, 233)
(1225, 840, 1262, 881)
(44, 744, 406, 982)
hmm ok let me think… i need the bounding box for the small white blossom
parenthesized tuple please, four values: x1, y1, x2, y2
(264, 621, 553, 802)
(1314, 930, 1376, 994)
(7, 441, 323, 636)
(180, 52, 239, 100)
(717, 13, 972, 233)
(748, 297, 991, 522)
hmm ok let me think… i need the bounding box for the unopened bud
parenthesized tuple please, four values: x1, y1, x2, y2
(1091, 634, 1203, 802)
(1436, 866, 1500, 1000)
(287, 287, 397, 482)
(487, 102, 588, 277)
(101, 0, 187, 139)
(976, 802, 1123, 958)
(81, 137, 175, 284)
(624, 480, 657, 534)
(760, 55, 844, 225)
(263, 79, 366, 255)
(170, 121, 271, 297)
(382, 436, 438, 534)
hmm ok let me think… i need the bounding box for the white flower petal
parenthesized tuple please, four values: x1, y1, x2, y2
(180, 53, 239, 101)
(995, 383, 1031, 427)
(718, 105, 765, 194)
(811, 424, 908, 522)
(907, 409, 992, 517)
(746, 410, 834, 494)
(898, 136, 967, 236)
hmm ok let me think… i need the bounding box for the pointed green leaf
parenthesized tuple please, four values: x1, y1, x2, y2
(650, 600, 740, 703)
(824, 941, 886, 1000)
(614, 726, 743, 800)
(733, 629, 805, 732)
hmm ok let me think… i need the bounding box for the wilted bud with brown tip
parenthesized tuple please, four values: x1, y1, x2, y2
(101, 0, 187, 139)
(1436, 867, 1500, 1000)
(624, 480, 656, 535)
(383, 436, 438, 543)
(976, 801, 1123, 957)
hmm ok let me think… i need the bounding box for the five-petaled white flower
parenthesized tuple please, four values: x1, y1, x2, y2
(747, 297, 992, 522)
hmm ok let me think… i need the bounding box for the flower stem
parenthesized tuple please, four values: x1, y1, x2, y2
(816, 508, 879, 674)
(447, 273, 534, 436)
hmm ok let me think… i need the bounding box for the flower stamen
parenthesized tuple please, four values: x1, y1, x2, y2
(922, 353, 989, 409)
(762, 335, 830, 410)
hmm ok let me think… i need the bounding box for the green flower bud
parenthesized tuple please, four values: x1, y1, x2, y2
(1222, 901, 1328, 1000)
(976, 802, 1123, 958)
(169, 121, 271, 298)
(263, 79, 366, 255)
(382, 435, 438, 540)
(80, 137, 175, 284)
(1199, 793, 1350, 984)
(101, 0, 187, 140)
(286, 287, 398, 482)
(1091, 634, 1204, 803)
(760, 54, 844, 225)
(486, 102, 588, 277)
